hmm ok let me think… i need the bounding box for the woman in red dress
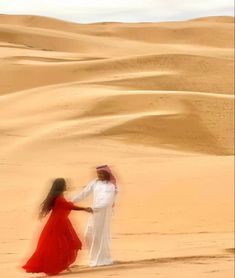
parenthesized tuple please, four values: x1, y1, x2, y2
(22, 178, 92, 276)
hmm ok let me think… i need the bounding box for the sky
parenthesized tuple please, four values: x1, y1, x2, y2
(0, 0, 234, 23)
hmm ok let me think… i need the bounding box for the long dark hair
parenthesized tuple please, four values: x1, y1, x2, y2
(39, 178, 66, 219)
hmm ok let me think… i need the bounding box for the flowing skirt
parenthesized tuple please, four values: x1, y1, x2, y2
(23, 218, 82, 276)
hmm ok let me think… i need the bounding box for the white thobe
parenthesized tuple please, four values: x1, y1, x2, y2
(72, 179, 116, 267)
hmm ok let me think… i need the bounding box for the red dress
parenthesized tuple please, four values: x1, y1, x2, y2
(22, 196, 82, 276)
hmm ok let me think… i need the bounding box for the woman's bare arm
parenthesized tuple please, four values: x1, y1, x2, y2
(72, 206, 93, 213)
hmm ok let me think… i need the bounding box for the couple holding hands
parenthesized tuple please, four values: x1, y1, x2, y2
(23, 165, 118, 276)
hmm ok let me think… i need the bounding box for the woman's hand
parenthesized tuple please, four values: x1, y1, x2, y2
(85, 207, 93, 213)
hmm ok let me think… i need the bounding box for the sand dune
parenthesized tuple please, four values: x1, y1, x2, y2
(0, 53, 234, 95)
(1, 15, 234, 47)
(0, 24, 116, 53)
(0, 87, 233, 155)
(0, 15, 234, 278)
(89, 92, 233, 155)
(98, 23, 234, 48)
(0, 14, 83, 32)
(189, 16, 235, 23)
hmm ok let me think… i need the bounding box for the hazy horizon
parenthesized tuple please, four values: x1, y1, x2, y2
(0, 0, 234, 23)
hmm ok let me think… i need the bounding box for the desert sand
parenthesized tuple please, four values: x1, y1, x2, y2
(0, 14, 234, 278)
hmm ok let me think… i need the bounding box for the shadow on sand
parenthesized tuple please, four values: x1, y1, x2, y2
(34, 252, 232, 277)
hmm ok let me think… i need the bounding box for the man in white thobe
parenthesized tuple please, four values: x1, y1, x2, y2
(72, 165, 117, 267)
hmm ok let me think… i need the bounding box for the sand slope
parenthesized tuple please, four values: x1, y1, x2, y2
(0, 15, 234, 278)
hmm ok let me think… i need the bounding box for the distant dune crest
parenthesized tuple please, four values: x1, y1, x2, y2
(189, 15, 235, 23)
